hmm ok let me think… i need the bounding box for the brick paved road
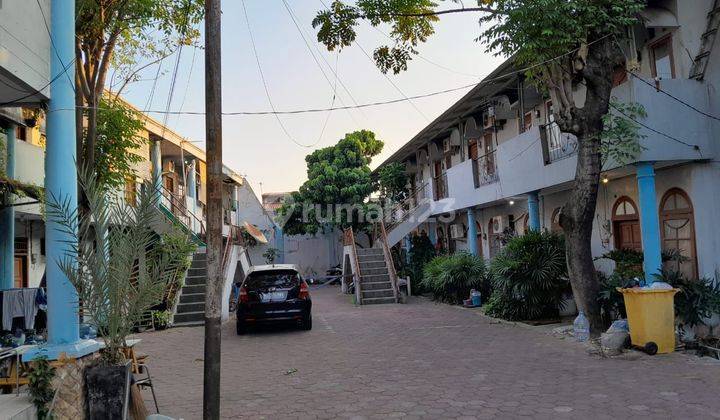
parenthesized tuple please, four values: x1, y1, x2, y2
(137, 287, 720, 419)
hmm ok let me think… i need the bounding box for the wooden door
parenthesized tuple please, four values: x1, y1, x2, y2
(14, 257, 27, 288)
(614, 220, 642, 251)
(163, 176, 174, 193)
(468, 139, 479, 160)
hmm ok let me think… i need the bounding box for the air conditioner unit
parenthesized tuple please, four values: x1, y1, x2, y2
(492, 216, 504, 234)
(442, 138, 451, 153)
(450, 223, 465, 239)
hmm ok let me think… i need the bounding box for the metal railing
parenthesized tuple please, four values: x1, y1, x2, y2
(540, 121, 578, 164)
(343, 227, 363, 305)
(159, 186, 206, 239)
(374, 222, 399, 303)
(472, 150, 499, 188)
(433, 173, 448, 200)
(385, 182, 430, 233)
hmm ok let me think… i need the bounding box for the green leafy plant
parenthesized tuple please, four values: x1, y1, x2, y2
(601, 99, 647, 166)
(149, 224, 197, 310)
(421, 252, 488, 304)
(263, 247, 279, 264)
(407, 233, 436, 294)
(152, 310, 171, 329)
(485, 231, 569, 321)
(376, 162, 410, 203)
(47, 168, 193, 364)
(28, 356, 56, 420)
(656, 270, 720, 328)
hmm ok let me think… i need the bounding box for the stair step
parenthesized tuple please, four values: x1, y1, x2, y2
(180, 293, 205, 303)
(360, 267, 389, 276)
(182, 284, 206, 295)
(176, 302, 205, 313)
(361, 289, 395, 299)
(362, 261, 387, 269)
(356, 248, 384, 256)
(173, 311, 205, 324)
(185, 276, 206, 286)
(358, 254, 385, 263)
(361, 281, 394, 291)
(361, 274, 390, 282)
(361, 296, 396, 305)
(173, 320, 205, 327)
(187, 266, 207, 275)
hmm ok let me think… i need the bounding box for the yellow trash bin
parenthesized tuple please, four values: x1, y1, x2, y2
(619, 288, 679, 354)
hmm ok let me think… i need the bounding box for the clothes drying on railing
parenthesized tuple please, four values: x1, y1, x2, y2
(0, 288, 46, 331)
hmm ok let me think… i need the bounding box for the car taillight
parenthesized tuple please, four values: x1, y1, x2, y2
(298, 281, 310, 300)
(239, 286, 249, 303)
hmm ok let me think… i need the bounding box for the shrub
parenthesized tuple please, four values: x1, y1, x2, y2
(407, 233, 436, 294)
(28, 356, 55, 419)
(421, 252, 488, 304)
(656, 269, 720, 327)
(485, 231, 569, 321)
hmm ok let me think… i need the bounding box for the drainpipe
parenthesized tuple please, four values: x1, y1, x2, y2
(0, 124, 16, 290)
(187, 158, 197, 231)
(25, 0, 100, 360)
(151, 138, 162, 203)
(636, 162, 662, 284)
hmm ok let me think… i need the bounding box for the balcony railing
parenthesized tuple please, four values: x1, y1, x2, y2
(472, 150, 499, 188)
(433, 173, 448, 200)
(540, 121, 578, 164)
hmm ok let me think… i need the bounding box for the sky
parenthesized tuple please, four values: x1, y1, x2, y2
(121, 1, 506, 197)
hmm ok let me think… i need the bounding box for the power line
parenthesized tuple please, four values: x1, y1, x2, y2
(174, 45, 199, 129)
(35, 0, 74, 92)
(0, 58, 76, 106)
(241, 0, 319, 148)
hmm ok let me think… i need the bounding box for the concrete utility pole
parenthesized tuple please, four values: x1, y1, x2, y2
(204, 0, 223, 418)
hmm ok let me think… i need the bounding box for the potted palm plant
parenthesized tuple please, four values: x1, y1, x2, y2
(48, 169, 193, 418)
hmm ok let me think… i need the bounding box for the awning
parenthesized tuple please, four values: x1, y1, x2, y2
(640, 7, 679, 28)
(243, 221, 268, 244)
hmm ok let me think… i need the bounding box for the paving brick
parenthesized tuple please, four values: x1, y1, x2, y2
(134, 287, 720, 419)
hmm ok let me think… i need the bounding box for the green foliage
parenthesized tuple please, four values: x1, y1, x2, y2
(152, 310, 171, 328)
(407, 232, 436, 293)
(28, 356, 56, 420)
(376, 162, 410, 203)
(92, 98, 147, 190)
(656, 270, 720, 328)
(601, 99, 647, 166)
(485, 231, 569, 321)
(598, 248, 644, 279)
(263, 247, 279, 264)
(421, 252, 488, 304)
(149, 224, 197, 309)
(46, 168, 193, 365)
(277, 130, 384, 235)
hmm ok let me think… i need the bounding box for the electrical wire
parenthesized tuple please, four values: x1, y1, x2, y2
(35, 0, 75, 92)
(0, 58, 76, 106)
(241, 0, 319, 148)
(174, 45, 199, 129)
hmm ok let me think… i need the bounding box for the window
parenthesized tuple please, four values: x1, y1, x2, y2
(660, 188, 697, 279)
(551, 207, 563, 233)
(650, 35, 675, 79)
(523, 111, 533, 132)
(15, 126, 27, 141)
(612, 196, 641, 251)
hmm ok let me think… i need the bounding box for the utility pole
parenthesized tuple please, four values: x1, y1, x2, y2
(204, 0, 223, 418)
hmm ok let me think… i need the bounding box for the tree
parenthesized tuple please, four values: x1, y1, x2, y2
(277, 130, 384, 237)
(376, 162, 410, 203)
(93, 97, 146, 191)
(313, 0, 644, 334)
(75, 0, 204, 174)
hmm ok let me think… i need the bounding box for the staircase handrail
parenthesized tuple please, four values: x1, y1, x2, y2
(377, 221, 400, 303)
(344, 227, 363, 305)
(158, 185, 206, 237)
(385, 182, 430, 232)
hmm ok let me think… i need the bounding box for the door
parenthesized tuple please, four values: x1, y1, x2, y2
(614, 220, 642, 251)
(14, 257, 27, 288)
(468, 138, 479, 160)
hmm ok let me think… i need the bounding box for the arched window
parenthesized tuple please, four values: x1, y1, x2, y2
(612, 196, 641, 251)
(551, 207, 563, 233)
(660, 188, 697, 279)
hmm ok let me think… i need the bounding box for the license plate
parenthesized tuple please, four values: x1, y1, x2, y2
(260, 291, 287, 302)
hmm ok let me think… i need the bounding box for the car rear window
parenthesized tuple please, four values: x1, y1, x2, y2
(245, 270, 300, 289)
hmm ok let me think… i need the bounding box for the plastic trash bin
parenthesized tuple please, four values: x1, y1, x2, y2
(618, 288, 679, 354)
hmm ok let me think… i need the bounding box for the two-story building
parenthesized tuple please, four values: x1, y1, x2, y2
(378, 0, 720, 281)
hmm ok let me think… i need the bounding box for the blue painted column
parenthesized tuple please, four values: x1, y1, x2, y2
(151, 138, 162, 202)
(186, 159, 197, 231)
(527, 190, 540, 231)
(25, 0, 99, 361)
(467, 209, 479, 256)
(636, 162, 662, 284)
(0, 125, 16, 290)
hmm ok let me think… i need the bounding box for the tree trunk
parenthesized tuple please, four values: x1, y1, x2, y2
(561, 131, 604, 334)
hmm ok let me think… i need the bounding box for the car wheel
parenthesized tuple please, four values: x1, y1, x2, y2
(301, 314, 312, 331)
(236, 320, 246, 335)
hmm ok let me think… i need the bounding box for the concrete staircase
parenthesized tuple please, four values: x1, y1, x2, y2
(356, 247, 397, 305)
(174, 250, 207, 326)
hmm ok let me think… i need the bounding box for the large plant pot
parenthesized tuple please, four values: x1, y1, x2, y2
(85, 361, 131, 420)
